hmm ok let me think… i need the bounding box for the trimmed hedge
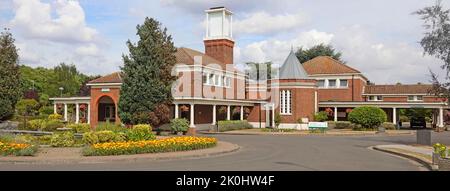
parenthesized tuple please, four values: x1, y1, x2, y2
(381, 122, 396, 130)
(68, 123, 91, 133)
(335, 121, 353, 129)
(314, 111, 329, 122)
(50, 132, 75, 147)
(217, 120, 253, 132)
(170, 118, 189, 133)
(348, 106, 387, 129)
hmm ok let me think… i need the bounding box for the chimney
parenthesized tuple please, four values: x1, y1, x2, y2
(204, 7, 234, 65)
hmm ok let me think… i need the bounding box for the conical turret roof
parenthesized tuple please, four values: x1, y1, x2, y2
(278, 50, 309, 79)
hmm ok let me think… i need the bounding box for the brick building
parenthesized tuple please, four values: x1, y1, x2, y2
(50, 7, 449, 133)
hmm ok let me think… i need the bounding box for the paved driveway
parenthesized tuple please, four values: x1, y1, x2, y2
(1, 131, 449, 171)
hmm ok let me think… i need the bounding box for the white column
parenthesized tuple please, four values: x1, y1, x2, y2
(53, 103, 57, 114)
(75, 103, 80, 124)
(174, 104, 179, 119)
(64, 103, 68, 122)
(240, 106, 244, 120)
(392, 107, 397, 125)
(212, 105, 217, 125)
(334, 107, 338, 122)
(439, 107, 444, 128)
(190, 104, 195, 128)
(272, 105, 275, 128)
(87, 103, 91, 124)
(314, 91, 318, 113)
(227, 105, 231, 120)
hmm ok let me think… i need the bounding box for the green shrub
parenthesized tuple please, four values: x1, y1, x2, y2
(42, 120, 64, 131)
(82, 131, 99, 145)
(37, 135, 52, 145)
(48, 113, 63, 121)
(217, 120, 253, 132)
(67, 123, 91, 133)
(348, 106, 387, 129)
(314, 111, 329, 122)
(114, 132, 128, 142)
(335, 121, 353, 129)
(381, 122, 396, 130)
(14, 134, 36, 144)
(433, 143, 447, 158)
(399, 115, 409, 122)
(39, 106, 54, 116)
(50, 132, 75, 147)
(170, 118, 189, 133)
(127, 124, 155, 141)
(27, 119, 45, 131)
(326, 121, 336, 129)
(96, 131, 117, 143)
(95, 122, 126, 132)
(274, 113, 281, 128)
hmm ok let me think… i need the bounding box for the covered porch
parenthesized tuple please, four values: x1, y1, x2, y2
(49, 97, 91, 124)
(172, 98, 257, 131)
(319, 101, 450, 128)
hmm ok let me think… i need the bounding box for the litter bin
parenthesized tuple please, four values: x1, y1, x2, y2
(417, 129, 431, 146)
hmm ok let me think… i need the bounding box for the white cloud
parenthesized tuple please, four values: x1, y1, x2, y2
(76, 43, 100, 57)
(234, 12, 306, 35)
(236, 29, 333, 65)
(11, 0, 98, 43)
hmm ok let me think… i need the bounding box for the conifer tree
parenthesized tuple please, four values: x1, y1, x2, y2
(118, 18, 177, 125)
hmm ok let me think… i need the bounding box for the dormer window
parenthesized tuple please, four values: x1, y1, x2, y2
(408, 95, 423, 102)
(368, 96, 383, 101)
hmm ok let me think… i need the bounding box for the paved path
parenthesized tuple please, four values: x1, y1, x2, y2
(1, 131, 449, 170)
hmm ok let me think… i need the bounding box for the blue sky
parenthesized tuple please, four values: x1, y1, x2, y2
(1, 0, 449, 84)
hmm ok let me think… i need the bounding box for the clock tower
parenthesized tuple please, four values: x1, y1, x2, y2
(204, 7, 234, 65)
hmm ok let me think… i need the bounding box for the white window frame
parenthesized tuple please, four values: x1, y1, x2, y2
(280, 90, 292, 115)
(339, 79, 348, 88)
(328, 79, 337, 88)
(408, 95, 424, 102)
(317, 80, 325, 88)
(368, 95, 383, 101)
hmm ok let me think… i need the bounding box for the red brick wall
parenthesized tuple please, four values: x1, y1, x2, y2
(90, 87, 121, 128)
(204, 39, 234, 65)
(274, 88, 316, 123)
(247, 104, 266, 123)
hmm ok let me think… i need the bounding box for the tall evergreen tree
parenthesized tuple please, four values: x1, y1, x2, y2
(0, 29, 21, 121)
(295, 43, 344, 63)
(118, 18, 177, 125)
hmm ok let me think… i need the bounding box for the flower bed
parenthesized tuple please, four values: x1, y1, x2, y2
(0, 141, 37, 156)
(83, 136, 217, 156)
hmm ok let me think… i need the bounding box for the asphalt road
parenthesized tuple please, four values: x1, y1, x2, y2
(1, 131, 449, 171)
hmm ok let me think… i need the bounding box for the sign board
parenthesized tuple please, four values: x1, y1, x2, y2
(308, 122, 328, 128)
(101, 88, 110, 92)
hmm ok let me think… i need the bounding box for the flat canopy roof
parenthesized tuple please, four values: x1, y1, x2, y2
(49, 97, 91, 104)
(319, 101, 448, 109)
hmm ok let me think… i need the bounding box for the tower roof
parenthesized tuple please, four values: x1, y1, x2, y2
(278, 50, 309, 79)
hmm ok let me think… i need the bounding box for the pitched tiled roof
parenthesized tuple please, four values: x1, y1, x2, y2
(89, 47, 229, 84)
(302, 56, 360, 75)
(175, 47, 225, 66)
(88, 72, 122, 84)
(364, 84, 433, 94)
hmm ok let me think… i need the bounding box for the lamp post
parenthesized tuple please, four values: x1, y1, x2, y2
(59, 87, 64, 97)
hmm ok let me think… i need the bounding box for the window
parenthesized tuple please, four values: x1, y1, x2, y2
(224, 77, 231, 87)
(408, 95, 424, 101)
(280, 90, 292, 115)
(208, 74, 214, 85)
(339, 79, 348, 87)
(214, 75, 220, 86)
(317, 80, 325, 87)
(328, 80, 337, 88)
(368, 95, 382, 101)
(202, 74, 208, 84)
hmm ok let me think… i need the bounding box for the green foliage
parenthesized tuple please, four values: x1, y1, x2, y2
(95, 122, 126, 132)
(335, 121, 353, 129)
(118, 17, 177, 125)
(39, 106, 54, 116)
(274, 113, 282, 128)
(382, 122, 397, 130)
(314, 111, 329, 122)
(27, 119, 46, 131)
(399, 115, 409, 122)
(348, 106, 387, 129)
(82, 132, 99, 145)
(67, 123, 91, 133)
(95, 131, 117, 143)
(295, 43, 344, 63)
(42, 120, 64, 131)
(48, 113, 63, 120)
(127, 124, 155, 141)
(433, 143, 447, 158)
(170, 118, 189, 132)
(50, 132, 75, 147)
(0, 29, 21, 121)
(217, 120, 253, 132)
(15, 99, 39, 116)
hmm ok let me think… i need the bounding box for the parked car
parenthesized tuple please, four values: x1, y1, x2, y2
(410, 116, 426, 129)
